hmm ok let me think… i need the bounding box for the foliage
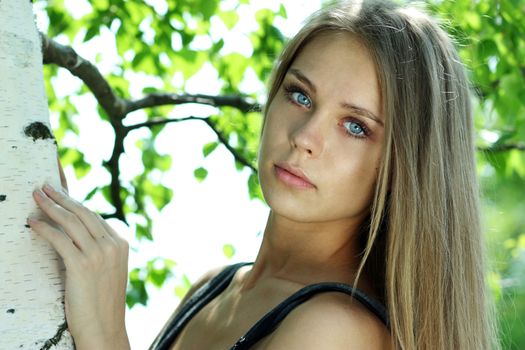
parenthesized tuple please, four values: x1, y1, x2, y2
(427, 0, 525, 347)
(36, 0, 285, 312)
(35, 0, 524, 347)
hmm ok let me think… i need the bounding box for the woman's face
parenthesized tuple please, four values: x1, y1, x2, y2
(258, 33, 385, 225)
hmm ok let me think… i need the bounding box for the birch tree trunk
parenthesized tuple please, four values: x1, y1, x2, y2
(0, 0, 73, 348)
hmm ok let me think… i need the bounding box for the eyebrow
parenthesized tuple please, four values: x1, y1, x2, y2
(287, 68, 384, 126)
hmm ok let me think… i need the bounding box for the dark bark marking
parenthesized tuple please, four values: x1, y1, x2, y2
(40, 321, 68, 350)
(23, 122, 55, 142)
(0, 195, 6, 202)
(25, 224, 30, 228)
(6, 308, 15, 314)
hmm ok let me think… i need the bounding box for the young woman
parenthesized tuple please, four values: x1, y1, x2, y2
(28, 0, 498, 349)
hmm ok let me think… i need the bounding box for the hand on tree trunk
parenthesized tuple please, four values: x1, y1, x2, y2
(26, 184, 130, 350)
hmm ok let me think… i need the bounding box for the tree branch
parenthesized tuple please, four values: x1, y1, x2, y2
(203, 118, 258, 174)
(124, 116, 205, 134)
(41, 33, 261, 224)
(128, 93, 261, 114)
(41, 33, 128, 119)
(125, 116, 258, 174)
(41, 34, 261, 117)
(41, 32, 524, 225)
(478, 143, 525, 153)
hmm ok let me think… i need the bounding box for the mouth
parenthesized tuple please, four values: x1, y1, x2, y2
(274, 163, 315, 189)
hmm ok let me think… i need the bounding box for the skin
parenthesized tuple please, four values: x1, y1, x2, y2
(30, 32, 390, 349)
(28, 159, 130, 349)
(172, 32, 390, 349)
(251, 31, 385, 289)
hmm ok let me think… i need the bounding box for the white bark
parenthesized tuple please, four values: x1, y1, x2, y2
(0, 0, 73, 348)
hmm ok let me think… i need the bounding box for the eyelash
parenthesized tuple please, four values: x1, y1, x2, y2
(283, 83, 312, 108)
(282, 82, 371, 139)
(341, 118, 370, 139)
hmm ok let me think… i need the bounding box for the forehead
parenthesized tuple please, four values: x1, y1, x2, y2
(288, 32, 382, 119)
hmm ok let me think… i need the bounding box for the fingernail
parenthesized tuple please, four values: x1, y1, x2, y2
(43, 183, 55, 193)
(27, 217, 37, 225)
(34, 189, 45, 199)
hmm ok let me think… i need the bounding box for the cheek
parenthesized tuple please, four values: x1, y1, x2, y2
(259, 109, 288, 155)
(330, 147, 382, 199)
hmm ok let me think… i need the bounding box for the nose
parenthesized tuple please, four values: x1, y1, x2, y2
(290, 113, 324, 157)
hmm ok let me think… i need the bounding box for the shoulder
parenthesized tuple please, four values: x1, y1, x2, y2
(175, 265, 228, 310)
(160, 265, 227, 323)
(263, 292, 392, 350)
(152, 265, 228, 346)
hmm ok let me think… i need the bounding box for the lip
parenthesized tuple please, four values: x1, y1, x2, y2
(274, 162, 315, 189)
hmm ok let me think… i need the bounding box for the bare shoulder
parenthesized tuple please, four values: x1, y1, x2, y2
(176, 265, 227, 310)
(263, 292, 392, 350)
(151, 265, 228, 347)
(159, 265, 227, 324)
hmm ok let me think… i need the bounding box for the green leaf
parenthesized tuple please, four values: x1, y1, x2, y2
(156, 154, 173, 172)
(199, 0, 219, 20)
(234, 160, 244, 171)
(223, 244, 236, 259)
(60, 148, 92, 179)
(142, 87, 158, 94)
(132, 50, 149, 69)
(126, 268, 148, 308)
(83, 25, 100, 42)
(211, 39, 225, 54)
(142, 148, 156, 170)
(74, 158, 92, 179)
(100, 185, 113, 205)
(248, 173, 264, 201)
(477, 39, 499, 60)
(175, 274, 192, 299)
(507, 150, 525, 178)
(218, 10, 239, 30)
(146, 258, 175, 288)
(203, 142, 219, 157)
(136, 222, 153, 241)
(194, 167, 208, 182)
(142, 179, 173, 211)
(83, 187, 99, 201)
(216, 53, 249, 88)
(279, 4, 287, 19)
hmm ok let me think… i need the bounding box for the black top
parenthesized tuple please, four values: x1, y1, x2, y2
(149, 262, 389, 350)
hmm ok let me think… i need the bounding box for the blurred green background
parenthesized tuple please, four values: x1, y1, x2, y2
(34, 0, 524, 347)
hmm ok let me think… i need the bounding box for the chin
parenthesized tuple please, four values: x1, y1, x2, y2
(264, 194, 324, 223)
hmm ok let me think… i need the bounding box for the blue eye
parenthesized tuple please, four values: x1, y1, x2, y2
(284, 84, 312, 108)
(291, 91, 311, 107)
(343, 120, 367, 137)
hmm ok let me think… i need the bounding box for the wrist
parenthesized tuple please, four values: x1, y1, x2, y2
(74, 329, 130, 350)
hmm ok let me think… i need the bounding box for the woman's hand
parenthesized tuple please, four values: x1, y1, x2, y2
(27, 184, 130, 350)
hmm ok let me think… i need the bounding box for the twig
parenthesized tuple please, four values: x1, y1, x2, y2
(126, 116, 258, 174)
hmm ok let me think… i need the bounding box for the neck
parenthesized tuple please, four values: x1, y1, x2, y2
(243, 211, 367, 290)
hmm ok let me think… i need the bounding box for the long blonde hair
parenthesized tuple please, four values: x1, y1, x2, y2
(263, 1, 498, 349)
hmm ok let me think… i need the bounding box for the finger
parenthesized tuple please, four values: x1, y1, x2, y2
(97, 216, 118, 240)
(56, 154, 69, 193)
(41, 184, 108, 241)
(27, 217, 80, 265)
(99, 219, 129, 256)
(33, 188, 97, 251)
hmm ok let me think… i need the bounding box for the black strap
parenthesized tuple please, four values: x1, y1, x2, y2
(230, 282, 389, 350)
(150, 262, 389, 350)
(150, 262, 252, 350)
